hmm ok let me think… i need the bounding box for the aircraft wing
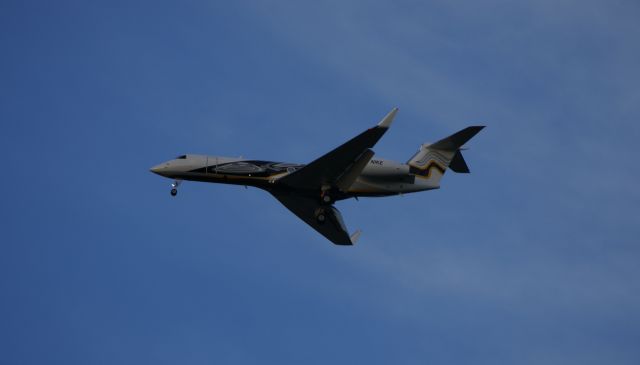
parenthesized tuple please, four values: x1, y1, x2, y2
(271, 192, 361, 245)
(278, 108, 398, 191)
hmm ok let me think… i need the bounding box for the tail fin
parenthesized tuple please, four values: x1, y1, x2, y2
(407, 126, 484, 186)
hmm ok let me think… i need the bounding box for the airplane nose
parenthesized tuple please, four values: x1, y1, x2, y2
(150, 164, 164, 174)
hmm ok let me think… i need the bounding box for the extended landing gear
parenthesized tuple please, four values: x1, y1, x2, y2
(170, 180, 181, 197)
(319, 184, 334, 205)
(315, 208, 327, 224)
(316, 186, 334, 222)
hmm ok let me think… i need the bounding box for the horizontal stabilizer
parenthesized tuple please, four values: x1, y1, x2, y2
(449, 150, 470, 173)
(430, 126, 484, 150)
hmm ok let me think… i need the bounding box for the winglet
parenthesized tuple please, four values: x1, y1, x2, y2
(377, 107, 398, 128)
(350, 229, 362, 244)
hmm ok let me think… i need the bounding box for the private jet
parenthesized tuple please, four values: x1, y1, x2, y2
(150, 108, 484, 245)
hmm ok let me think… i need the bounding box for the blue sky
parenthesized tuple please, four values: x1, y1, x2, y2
(1, 1, 639, 364)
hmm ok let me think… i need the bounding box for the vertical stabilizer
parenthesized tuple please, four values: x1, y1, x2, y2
(407, 126, 484, 187)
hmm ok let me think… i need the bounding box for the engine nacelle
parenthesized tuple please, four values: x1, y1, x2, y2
(360, 158, 409, 178)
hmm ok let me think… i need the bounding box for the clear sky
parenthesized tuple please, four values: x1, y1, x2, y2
(2, 1, 639, 364)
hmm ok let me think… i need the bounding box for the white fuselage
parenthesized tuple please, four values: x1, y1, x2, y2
(150, 154, 441, 199)
(349, 157, 439, 196)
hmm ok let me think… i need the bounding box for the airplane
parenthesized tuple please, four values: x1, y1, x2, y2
(150, 108, 484, 245)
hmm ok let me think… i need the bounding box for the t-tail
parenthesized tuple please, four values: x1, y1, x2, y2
(407, 126, 485, 187)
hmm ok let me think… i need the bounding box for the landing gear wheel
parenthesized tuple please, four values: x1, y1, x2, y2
(170, 188, 178, 196)
(322, 194, 332, 204)
(316, 213, 326, 223)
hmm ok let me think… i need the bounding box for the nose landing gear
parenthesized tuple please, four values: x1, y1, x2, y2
(170, 180, 181, 197)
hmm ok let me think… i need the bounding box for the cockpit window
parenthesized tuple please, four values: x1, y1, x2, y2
(176, 155, 187, 159)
